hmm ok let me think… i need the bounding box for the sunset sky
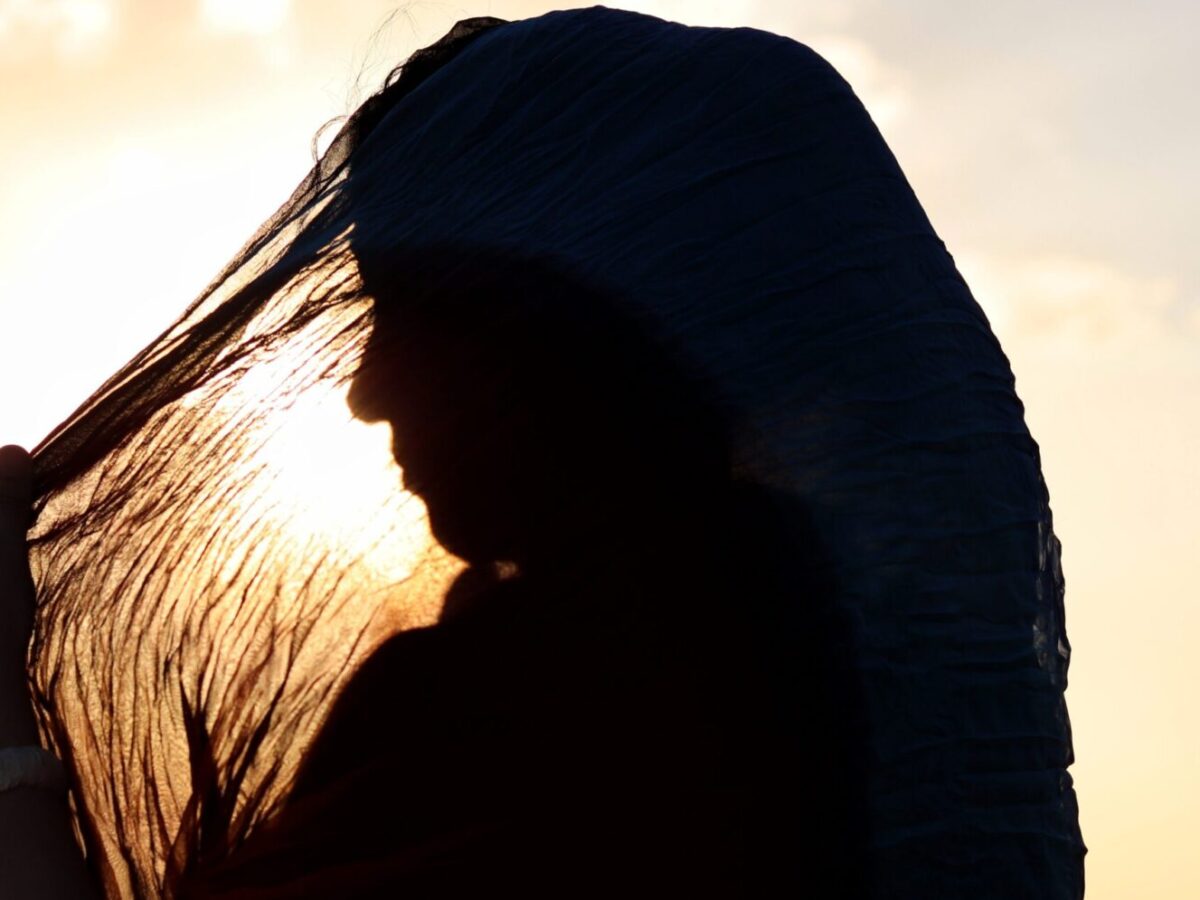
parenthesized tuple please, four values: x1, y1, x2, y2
(1, 2, 1196, 896)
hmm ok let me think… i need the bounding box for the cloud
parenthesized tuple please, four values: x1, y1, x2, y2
(200, 0, 291, 36)
(954, 251, 1185, 354)
(632, 0, 766, 30)
(0, 0, 114, 58)
(804, 33, 910, 130)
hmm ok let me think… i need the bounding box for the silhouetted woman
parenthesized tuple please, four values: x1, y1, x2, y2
(162, 245, 866, 896)
(0, 8, 1082, 899)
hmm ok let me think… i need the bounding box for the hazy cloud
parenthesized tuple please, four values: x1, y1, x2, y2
(633, 0, 765, 30)
(200, 0, 291, 36)
(0, 0, 115, 58)
(804, 33, 910, 130)
(956, 251, 1184, 354)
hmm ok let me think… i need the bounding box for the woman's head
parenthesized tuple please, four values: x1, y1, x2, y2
(346, 243, 730, 570)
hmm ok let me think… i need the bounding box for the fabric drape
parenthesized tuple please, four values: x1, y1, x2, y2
(27, 7, 1083, 897)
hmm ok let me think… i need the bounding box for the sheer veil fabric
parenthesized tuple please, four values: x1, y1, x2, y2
(27, 7, 1083, 897)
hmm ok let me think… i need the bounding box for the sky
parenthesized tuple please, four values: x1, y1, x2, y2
(0, 1, 1196, 895)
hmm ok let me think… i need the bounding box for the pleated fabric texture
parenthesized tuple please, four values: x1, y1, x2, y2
(27, 7, 1083, 897)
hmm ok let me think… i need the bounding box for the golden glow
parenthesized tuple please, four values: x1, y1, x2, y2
(210, 358, 460, 631)
(1, 3, 1197, 896)
(257, 382, 431, 580)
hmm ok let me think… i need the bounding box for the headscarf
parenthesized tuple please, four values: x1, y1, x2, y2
(28, 8, 1083, 897)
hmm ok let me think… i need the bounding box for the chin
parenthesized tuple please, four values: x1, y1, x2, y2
(425, 505, 512, 567)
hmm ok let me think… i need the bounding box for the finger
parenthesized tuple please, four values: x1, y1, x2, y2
(0, 447, 36, 644)
(0, 445, 32, 485)
(0, 445, 34, 524)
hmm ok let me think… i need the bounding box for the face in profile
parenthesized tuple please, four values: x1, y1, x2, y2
(345, 244, 728, 576)
(344, 247, 612, 571)
(346, 295, 533, 567)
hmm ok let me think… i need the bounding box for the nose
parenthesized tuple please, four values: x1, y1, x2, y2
(346, 363, 384, 423)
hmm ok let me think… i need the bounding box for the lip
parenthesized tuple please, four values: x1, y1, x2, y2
(399, 468, 424, 495)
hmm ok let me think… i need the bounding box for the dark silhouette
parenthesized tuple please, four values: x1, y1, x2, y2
(183, 247, 869, 896)
(19, 9, 1083, 897)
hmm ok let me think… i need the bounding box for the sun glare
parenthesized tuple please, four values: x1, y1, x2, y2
(221, 366, 460, 632)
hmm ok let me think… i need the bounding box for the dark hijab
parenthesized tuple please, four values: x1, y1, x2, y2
(27, 9, 1082, 897)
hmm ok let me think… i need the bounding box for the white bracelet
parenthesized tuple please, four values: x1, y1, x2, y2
(0, 746, 67, 794)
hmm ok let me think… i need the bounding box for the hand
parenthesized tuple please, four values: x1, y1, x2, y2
(0, 445, 36, 700)
(0, 449, 100, 896)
